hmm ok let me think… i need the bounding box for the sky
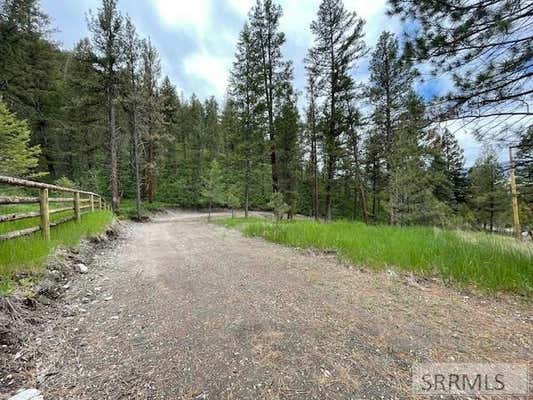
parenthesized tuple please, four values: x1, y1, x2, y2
(41, 0, 486, 165)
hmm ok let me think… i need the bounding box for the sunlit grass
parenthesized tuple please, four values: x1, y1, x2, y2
(218, 218, 533, 295)
(0, 211, 114, 294)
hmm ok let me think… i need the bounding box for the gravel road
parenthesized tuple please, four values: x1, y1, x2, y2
(29, 211, 531, 399)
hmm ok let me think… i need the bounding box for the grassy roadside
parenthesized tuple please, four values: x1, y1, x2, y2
(116, 199, 174, 219)
(217, 218, 533, 296)
(0, 210, 114, 295)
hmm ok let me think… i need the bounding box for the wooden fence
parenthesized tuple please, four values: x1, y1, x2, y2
(0, 175, 109, 242)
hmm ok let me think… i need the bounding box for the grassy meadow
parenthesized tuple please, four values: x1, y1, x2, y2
(218, 218, 532, 295)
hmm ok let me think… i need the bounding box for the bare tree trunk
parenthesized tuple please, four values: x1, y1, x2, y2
(245, 159, 250, 219)
(325, 156, 334, 222)
(131, 108, 142, 220)
(148, 139, 155, 204)
(109, 96, 119, 212)
(359, 181, 369, 224)
(311, 135, 319, 221)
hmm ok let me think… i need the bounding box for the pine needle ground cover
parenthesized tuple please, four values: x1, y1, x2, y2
(0, 210, 114, 291)
(218, 218, 532, 295)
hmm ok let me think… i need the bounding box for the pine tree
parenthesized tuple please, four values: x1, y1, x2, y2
(229, 23, 267, 217)
(304, 72, 320, 220)
(306, 0, 366, 220)
(428, 127, 466, 211)
(275, 89, 300, 218)
(368, 31, 415, 223)
(202, 159, 224, 220)
(88, 0, 124, 211)
(388, 92, 447, 225)
(249, 0, 291, 193)
(0, 0, 61, 177)
(344, 102, 368, 222)
(515, 126, 532, 231)
(141, 38, 162, 203)
(388, 0, 532, 125)
(468, 146, 509, 232)
(61, 38, 106, 193)
(0, 98, 41, 176)
(121, 16, 142, 219)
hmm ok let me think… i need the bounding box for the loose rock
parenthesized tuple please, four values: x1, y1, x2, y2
(8, 388, 43, 400)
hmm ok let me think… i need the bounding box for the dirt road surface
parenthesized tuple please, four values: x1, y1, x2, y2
(26, 211, 531, 399)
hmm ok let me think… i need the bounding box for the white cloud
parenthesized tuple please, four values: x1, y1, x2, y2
(228, 0, 253, 16)
(183, 51, 232, 97)
(151, 0, 212, 32)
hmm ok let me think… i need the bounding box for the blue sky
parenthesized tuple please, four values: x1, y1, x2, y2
(41, 0, 484, 165)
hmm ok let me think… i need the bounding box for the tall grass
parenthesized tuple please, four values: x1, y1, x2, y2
(218, 218, 533, 295)
(0, 210, 114, 283)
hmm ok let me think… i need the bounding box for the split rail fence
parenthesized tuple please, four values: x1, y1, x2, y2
(0, 175, 109, 242)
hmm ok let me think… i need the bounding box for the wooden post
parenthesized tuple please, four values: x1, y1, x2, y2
(98, 197, 102, 210)
(509, 147, 521, 240)
(74, 192, 81, 222)
(90, 194, 95, 212)
(39, 189, 50, 240)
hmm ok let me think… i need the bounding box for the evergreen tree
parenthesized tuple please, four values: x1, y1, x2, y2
(202, 159, 225, 220)
(0, 98, 41, 176)
(428, 127, 467, 211)
(515, 126, 532, 231)
(388, 0, 532, 125)
(306, 0, 366, 220)
(367, 31, 415, 223)
(304, 72, 320, 220)
(88, 0, 124, 211)
(121, 16, 142, 219)
(275, 89, 300, 218)
(141, 38, 162, 203)
(249, 0, 292, 193)
(229, 23, 267, 217)
(0, 0, 62, 177)
(388, 92, 447, 225)
(468, 147, 509, 232)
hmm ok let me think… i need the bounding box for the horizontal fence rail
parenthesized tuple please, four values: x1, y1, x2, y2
(0, 175, 109, 242)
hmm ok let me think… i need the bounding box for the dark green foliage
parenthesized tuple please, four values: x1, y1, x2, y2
(515, 126, 532, 230)
(468, 147, 510, 232)
(0, 98, 40, 176)
(0, 0, 526, 237)
(306, 0, 366, 220)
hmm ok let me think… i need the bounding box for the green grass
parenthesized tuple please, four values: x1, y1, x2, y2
(0, 210, 114, 294)
(116, 199, 174, 219)
(0, 203, 79, 235)
(217, 218, 533, 296)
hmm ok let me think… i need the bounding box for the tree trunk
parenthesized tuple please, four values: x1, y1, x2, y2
(109, 96, 119, 212)
(325, 154, 334, 222)
(311, 134, 319, 221)
(245, 159, 250, 219)
(131, 108, 142, 220)
(148, 139, 155, 204)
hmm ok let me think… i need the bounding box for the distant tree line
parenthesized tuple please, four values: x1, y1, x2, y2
(0, 0, 530, 232)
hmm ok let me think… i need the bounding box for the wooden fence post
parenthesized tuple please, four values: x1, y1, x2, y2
(74, 192, 81, 222)
(98, 197, 102, 210)
(90, 194, 94, 212)
(39, 188, 50, 240)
